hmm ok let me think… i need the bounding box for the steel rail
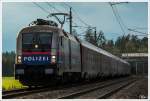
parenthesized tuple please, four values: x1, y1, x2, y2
(58, 78, 135, 99)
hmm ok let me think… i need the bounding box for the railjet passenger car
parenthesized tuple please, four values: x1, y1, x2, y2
(15, 19, 131, 86)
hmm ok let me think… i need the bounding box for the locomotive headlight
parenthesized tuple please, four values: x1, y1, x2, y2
(52, 56, 56, 59)
(51, 56, 56, 63)
(35, 44, 38, 48)
(18, 56, 21, 60)
(18, 59, 21, 63)
(17, 56, 22, 63)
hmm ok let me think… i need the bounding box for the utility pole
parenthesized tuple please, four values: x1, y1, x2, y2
(47, 8, 73, 32)
(47, 8, 73, 70)
(70, 7, 72, 35)
(69, 7, 72, 70)
(94, 27, 97, 42)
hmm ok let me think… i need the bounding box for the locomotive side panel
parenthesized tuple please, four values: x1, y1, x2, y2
(62, 37, 70, 72)
(62, 33, 81, 73)
(16, 33, 22, 56)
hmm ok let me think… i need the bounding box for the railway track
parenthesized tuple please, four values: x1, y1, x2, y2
(3, 88, 28, 95)
(2, 87, 51, 99)
(58, 78, 136, 99)
(2, 76, 136, 99)
(2, 79, 102, 99)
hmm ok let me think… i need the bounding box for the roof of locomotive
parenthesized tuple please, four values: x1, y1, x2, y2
(78, 38, 129, 65)
(18, 25, 61, 35)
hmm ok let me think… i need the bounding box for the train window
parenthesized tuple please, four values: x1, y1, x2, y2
(22, 32, 53, 51)
(22, 33, 34, 44)
(39, 33, 52, 44)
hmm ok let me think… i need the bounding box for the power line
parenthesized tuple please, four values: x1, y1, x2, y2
(109, 2, 129, 31)
(113, 5, 128, 30)
(58, 3, 71, 15)
(33, 2, 50, 14)
(128, 28, 148, 35)
(60, 3, 69, 10)
(73, 9, 91, 27)
(34, 2, 91, 28)
(132, 26, 147, 30)
(62, 3, 91, 27)
(109, 3, 126, 35)
(46, 2, 63, 13)
(61, 2, 97, 34)
(109, 2, 148, 37)
(63, 2, 72, 8)
(72, 22, 79, 27)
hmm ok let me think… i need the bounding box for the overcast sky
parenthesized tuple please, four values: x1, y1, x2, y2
(2, 2, 148, 52)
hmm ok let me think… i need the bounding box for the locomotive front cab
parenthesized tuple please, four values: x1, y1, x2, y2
(15, 24, 63, 86)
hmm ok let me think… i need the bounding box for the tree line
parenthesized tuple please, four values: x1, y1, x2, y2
(83, 28, 148, 56)
(2, 51, 15, 76)
(2, 29, 148, 76)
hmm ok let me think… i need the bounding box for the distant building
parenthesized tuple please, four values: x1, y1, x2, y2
(122, 53, 148, 75)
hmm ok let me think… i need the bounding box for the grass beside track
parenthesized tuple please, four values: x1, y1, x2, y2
(2, 77, 27, 90)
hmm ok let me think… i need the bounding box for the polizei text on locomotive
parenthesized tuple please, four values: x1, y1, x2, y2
(23, 56, 50, 62)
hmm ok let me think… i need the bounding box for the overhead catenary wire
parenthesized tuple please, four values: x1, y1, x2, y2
(33, 2, 85, 26)
(33, 2, 92, 28)
(109, 2, 148, 37)
(113, 5, 128, 30)
(46, 2, 66, 23)
(62, 3, 92, 27)
(33, 2, 147, 38)
(33, 2, 50, 14)
(128, 28, 148, 35)
(131, 26, 148, 30)
(112, 5, 148, 36)
(59, 3, 70, 12)
(72, 9, 91, 27)
(109, 3, 126, 35)
(46, 2, 63, 13)
(60, 3, 95, 36)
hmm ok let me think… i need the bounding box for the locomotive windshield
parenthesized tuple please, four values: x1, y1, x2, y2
(23, 33, 33, 44)
(39, 34, 52, 44)
(22, 32, 53, 51)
